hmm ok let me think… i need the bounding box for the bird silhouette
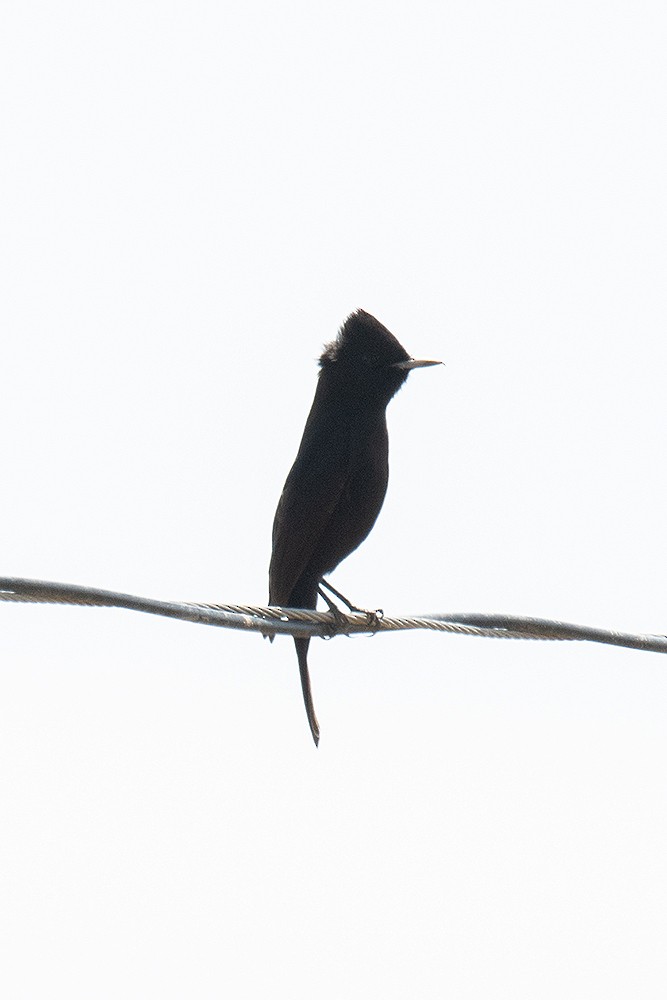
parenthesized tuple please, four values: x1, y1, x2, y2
(269, 309, 440, 745)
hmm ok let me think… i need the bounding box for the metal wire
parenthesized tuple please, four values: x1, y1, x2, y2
(1, 576, 666, 654)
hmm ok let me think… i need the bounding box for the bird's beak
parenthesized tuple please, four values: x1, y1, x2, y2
(393, 358, 442, 371)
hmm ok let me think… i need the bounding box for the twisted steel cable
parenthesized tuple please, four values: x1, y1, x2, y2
(1, 577, 666, 654)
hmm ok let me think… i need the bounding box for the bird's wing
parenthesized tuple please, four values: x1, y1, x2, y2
(268, 444, 350, 607)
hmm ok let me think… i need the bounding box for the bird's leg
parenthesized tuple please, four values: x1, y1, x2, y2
(319, 579, 383, 631)
(317, 583, 352, 634)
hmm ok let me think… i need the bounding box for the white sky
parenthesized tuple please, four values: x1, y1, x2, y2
(2, 1, 667, 997)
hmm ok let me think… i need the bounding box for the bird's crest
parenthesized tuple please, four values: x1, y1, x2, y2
(319, 309, 410, 368)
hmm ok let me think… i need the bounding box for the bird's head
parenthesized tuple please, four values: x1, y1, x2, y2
(319, 309, 440, 405)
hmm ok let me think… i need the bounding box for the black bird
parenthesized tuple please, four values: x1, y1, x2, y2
(269, 309, 440, 745)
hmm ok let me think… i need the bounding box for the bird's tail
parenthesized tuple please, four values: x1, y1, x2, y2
(295, 637, 320, 747)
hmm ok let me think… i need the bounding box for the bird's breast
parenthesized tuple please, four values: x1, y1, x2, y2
(308, 419, 390, 575)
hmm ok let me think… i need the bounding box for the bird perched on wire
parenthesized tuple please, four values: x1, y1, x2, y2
(269, 309, 440, 746)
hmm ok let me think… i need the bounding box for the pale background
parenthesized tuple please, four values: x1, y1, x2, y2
(1, 1, 666, 997)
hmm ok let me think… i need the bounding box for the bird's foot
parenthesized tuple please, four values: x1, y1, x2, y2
(317, 586, 352, 634)
(318, 579, 383, 633)
(361, 608, 383, 632)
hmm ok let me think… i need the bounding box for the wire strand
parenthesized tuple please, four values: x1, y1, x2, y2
(1, 577, 666, 654)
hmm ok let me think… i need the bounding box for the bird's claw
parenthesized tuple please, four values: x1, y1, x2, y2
(317, 595, 350, 636)
(328, 602, 384, 636)
(362, 608, 383, 631)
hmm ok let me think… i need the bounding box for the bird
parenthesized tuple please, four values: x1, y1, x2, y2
(269, 309, 440, 746)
